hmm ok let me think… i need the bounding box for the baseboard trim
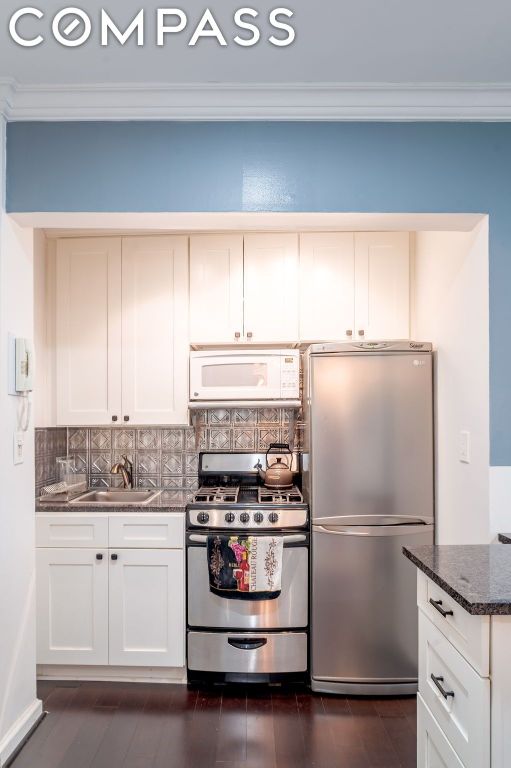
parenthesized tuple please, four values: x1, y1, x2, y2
(0, 699, 43, 767)
(37, 664, 187, 685)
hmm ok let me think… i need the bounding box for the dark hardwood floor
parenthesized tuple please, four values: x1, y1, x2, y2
(11, 681, 417, 768)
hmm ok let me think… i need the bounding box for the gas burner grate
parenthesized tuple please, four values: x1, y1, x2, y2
(258, 486, 303, 504)
(194, 486, 240, 504)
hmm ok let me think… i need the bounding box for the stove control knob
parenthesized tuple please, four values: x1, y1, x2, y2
(224, 512, 235, 524)
(268, 512, 279, 524)
(197, 512, 210, 524)
(254, 512, 264, 524)
(240, 512, 250, 524)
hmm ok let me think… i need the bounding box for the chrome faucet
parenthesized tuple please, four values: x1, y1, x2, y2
(111, 455, 133, 489)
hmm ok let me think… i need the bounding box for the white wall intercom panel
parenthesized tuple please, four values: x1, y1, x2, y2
(8, 334, 35, 395)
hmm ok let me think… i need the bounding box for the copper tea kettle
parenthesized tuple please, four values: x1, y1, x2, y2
(258, 443, 293, 489)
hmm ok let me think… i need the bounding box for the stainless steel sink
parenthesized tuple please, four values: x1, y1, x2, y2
(71, 489, 161, 506)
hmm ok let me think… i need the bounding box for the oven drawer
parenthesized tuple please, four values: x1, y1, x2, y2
(188, 631, 307, 674)
(187, 544, 308, 629)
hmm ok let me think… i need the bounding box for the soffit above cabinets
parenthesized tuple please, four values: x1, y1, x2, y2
(14, 211, 486, 236)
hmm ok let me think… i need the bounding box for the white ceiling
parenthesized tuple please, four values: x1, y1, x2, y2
(1, 0, 511, 86)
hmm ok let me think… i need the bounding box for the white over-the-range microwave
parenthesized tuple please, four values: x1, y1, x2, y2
(189, 349, 301, 408)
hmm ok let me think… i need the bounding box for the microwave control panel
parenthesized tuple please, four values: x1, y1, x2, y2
(280, 353, 300, 397)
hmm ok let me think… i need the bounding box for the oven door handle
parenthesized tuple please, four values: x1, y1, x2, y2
(188, 534, 307, 544)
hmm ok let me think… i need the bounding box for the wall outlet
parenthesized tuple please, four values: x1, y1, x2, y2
(13, 432, 24, 465)
(459, 430, 471, 463)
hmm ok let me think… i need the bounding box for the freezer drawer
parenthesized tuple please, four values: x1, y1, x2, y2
(187, 545, 308, 630)
(188, 631, 308, 674)
(311, 522, 434, 693)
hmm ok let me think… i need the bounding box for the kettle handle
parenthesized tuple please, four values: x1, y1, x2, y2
(266, 442, 292, 469)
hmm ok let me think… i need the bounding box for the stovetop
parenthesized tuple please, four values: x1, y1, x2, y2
(192, 484, 304, 506)
(187, 453, 309, 531)
(187, 482, 308, 531)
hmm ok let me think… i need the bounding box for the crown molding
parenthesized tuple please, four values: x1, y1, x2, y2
(2, 78, 511, 120)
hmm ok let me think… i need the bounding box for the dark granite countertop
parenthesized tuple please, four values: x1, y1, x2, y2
(403, 544, 511, 615)
(498, 533, 511, 544)
(36, 492, 186, 515)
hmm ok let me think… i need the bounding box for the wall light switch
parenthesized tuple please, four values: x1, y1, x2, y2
(459, 430, 471, 464)
(14, 432, 24, 465)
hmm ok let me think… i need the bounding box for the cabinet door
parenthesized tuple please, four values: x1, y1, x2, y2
(190, 235, 244, 344)
(243, 234, 299, 343)
(299, 233, 355, 342)
(108, 549, 184, 667)
(36, 548, 108, 665)
(56, 238, 122, 425)
(354, 232, 410, 341)
(122, 237, 188, 425)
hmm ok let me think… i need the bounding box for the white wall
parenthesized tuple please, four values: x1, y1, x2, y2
(33, 235, 56, 428)
(413, 221, 490, 544)
(0, 116, 41, 766)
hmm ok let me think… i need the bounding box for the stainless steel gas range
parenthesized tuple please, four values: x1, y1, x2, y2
(186, 452, 309, 684)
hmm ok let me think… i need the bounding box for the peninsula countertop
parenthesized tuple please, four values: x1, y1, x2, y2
(403, 544, 511, 615)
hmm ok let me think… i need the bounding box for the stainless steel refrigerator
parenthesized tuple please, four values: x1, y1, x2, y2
(305, 341, 434, 695)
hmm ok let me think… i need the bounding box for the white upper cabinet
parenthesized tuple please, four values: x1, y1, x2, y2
(243, 234, 300, 343)
(56, 238, 122, 425)
(54, 231, 410, 426)
(122, 237, 188, 425)
(56, 236, 188, 426)
(299, 233, 355, 342)
(354, 232, 410, 341)
(189, 235, 244, 344)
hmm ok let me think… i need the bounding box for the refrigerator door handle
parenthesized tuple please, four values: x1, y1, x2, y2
(313, 524, 434, 537)
(313, 515, 434, 527)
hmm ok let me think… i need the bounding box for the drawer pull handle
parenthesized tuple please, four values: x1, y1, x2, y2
(227, 637, 267, 651)
(96, 553, 103, 561)
(429, 598, 454, 618)
(431, 674, 455, 700)
(111, 553, 118, 561)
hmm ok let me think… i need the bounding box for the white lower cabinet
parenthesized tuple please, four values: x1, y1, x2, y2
(419, 612, 490, 768)
(417, 573, 495, 768)
(36, 548, 109, 665)
(36, 514, 185, 670)
(418, 695, 465, 768)
(108, 549, 184, 667)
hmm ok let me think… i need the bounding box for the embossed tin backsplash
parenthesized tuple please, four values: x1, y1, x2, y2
(36, 409, 302, 504)
(35, 427, 68, 496)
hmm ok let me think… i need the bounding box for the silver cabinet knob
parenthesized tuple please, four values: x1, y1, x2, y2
(246, 332, 253, 339)
(234, 331, 241, 339)
(346, 330, 353, 337)
(358, 330, 365, 337)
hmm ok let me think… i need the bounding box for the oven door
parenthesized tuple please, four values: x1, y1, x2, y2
(189, 352, 284, 401)
(187, 534, 308, 630)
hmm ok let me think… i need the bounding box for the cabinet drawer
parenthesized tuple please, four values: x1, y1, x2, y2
(417, 571, 489, 675)
(419, 612, 489, 768)
(108, 514, 184, 549)
(36, 515, 109, 548)
(418, 694, 465, 768)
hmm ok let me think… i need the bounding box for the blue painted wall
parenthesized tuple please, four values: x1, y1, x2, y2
(5, 121, 510, 464)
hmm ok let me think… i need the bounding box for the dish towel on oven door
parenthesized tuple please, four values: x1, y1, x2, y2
(207, 535, 283, 600)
